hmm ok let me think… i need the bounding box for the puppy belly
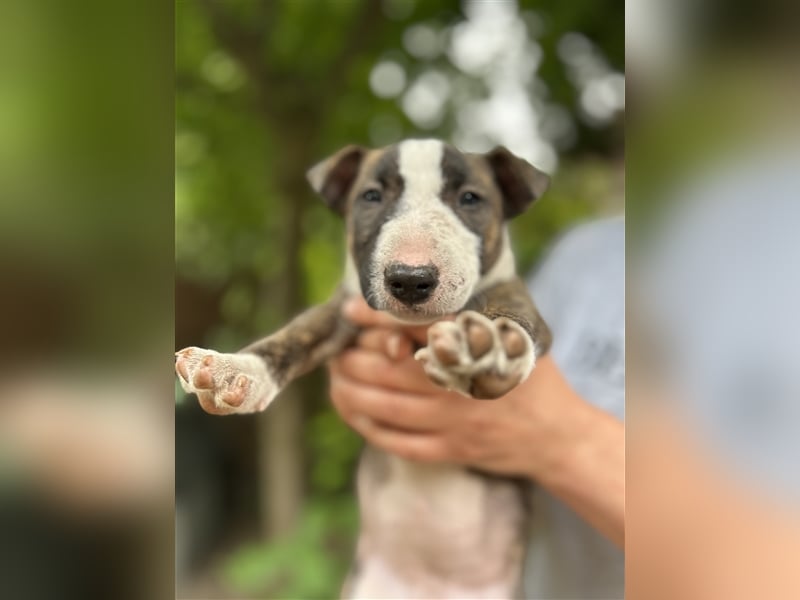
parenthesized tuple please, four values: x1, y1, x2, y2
(348, 556, 517, 600)
(348, 452, 527, 599)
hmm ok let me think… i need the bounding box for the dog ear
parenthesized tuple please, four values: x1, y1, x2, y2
(306, 145, 367, 216)
(485, 146, 550, 219)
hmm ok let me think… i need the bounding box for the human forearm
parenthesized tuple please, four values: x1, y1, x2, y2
(519, 357, 625, 547)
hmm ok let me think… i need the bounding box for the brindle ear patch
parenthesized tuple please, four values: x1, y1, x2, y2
(306, 145, 366, 215)
(486, 146, 550, 219)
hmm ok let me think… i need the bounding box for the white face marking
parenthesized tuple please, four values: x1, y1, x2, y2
(369, 139, 482, 320)
(343, 252, 361, 295)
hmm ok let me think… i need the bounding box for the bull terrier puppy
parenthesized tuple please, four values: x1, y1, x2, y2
(176, 139, 552, 599)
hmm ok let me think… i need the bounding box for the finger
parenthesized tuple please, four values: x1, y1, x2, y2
(335, 347, 445, 395)
(342, 297, 433, 343)
(350, 416, 452, 464)
(328, 366, 452, 431)
(343, 296, 403, 328)
(356, 328, 414, 360)
(403, 323, 434, 346)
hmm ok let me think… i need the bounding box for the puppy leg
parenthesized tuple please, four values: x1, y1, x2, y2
(176, 289, 357, 415)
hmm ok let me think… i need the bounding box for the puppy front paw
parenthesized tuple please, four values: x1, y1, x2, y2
(415, 311, 535, 399)
(175, 347, 278, 414)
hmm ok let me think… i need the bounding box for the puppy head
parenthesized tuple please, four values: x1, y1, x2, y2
(307, 139, 549, 322)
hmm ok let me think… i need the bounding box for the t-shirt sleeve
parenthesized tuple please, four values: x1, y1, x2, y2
(526, 217, 625, 420)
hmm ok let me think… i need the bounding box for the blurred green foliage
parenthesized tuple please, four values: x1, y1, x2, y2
(1, 0, 172, 367)
(176, 0, 621, 596)
(221, 498, 359, 598)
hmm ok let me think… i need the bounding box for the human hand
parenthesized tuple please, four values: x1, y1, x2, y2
(329, 296, 583, 480)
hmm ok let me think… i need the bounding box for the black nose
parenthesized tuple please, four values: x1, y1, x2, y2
(384, 264, 439, 305)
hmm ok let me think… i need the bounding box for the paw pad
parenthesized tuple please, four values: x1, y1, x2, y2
(498, 322, 526, 358)
(466, 318, 493, 358)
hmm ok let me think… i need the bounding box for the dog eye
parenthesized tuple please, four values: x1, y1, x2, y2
(361, 189, 382, 203)
(459, 191, 482, 206)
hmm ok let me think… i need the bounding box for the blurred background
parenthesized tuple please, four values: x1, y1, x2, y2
(175, 0, 623, 597)
(626, 0, 800, 597)
(1, 0, 173, 599)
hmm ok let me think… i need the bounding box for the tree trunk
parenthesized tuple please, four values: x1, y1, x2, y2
(257, 127, 314, 538)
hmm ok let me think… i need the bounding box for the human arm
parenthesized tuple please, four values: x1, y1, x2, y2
(330, 296, 625, 547)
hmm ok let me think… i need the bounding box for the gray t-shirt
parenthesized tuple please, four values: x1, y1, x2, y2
(522, 217, 625, 600)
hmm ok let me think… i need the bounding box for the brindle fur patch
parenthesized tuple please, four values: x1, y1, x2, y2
(465, 277, 552, 358)
(239, 288, 357, 387)
(344, 147, 405, 304)
(438, 147, 505, 275)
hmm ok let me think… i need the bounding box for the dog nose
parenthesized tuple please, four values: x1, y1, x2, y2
(385, 264, 439, 304)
